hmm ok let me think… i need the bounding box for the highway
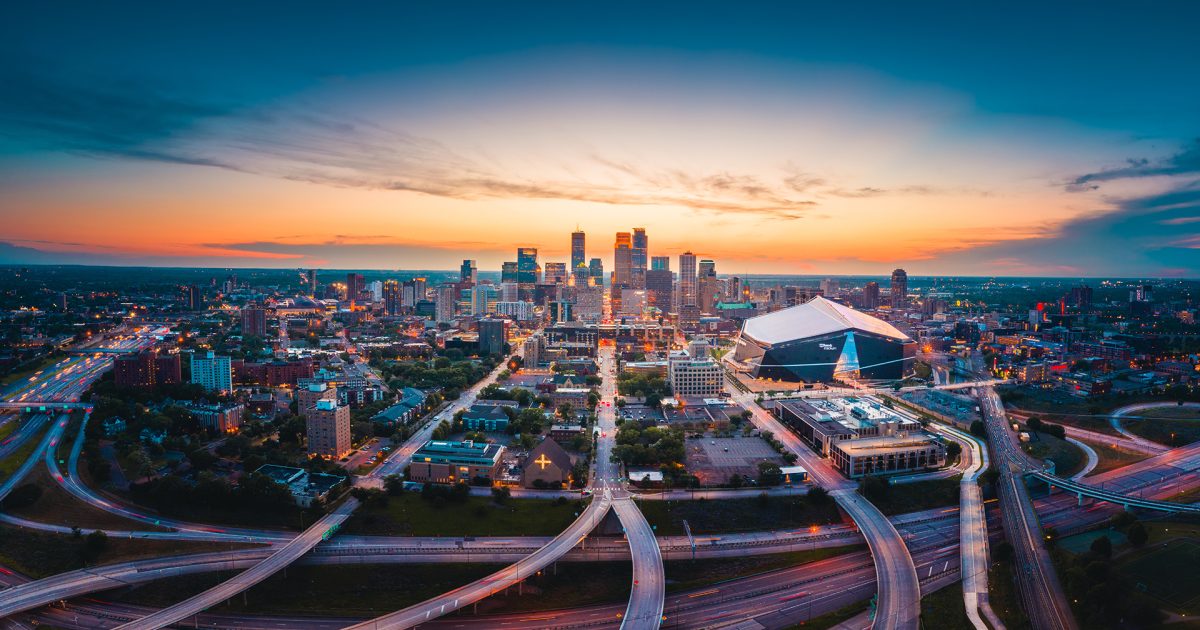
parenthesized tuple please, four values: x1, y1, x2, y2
(345, 491, 613, 629)
(1109, 401, 1198, 452)
(0, 414, 69, 502)
(111, 498, 361, 630)
(939, 421, 1002, 630)
(725, 376, 921, 630)
(977, 386, 1076, 630)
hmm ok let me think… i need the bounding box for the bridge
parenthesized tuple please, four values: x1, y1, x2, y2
(0, 402, 91, 412)
(1028, 470, 1200, 513)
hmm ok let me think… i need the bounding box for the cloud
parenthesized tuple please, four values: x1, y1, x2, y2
(1066, 138, 1200, 191)
(930, 182, 1200, 276)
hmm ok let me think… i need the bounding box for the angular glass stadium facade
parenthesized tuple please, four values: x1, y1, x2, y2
(732, 297, 916, 382)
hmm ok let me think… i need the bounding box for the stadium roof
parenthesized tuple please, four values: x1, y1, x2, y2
(740, 297, 911, 345)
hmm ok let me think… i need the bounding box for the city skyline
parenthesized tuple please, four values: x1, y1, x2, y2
(2, 3, 1200, 277)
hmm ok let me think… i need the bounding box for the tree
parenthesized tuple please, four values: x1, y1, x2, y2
(969, 420, 987, 439)
(757, 461, 783, 486)
(806, 485, 831, 506)
(859, 475, 889, 503)
(945, 441, 962, 461)
(1089, 534, 1112, 559)
(1126, 521, 1149, 547)
(491, 486, 511, 504)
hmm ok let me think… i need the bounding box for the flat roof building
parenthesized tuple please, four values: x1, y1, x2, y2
(409, 440, 505, 485)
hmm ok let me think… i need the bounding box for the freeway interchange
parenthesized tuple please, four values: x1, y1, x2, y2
(5, 330, 1200, 629)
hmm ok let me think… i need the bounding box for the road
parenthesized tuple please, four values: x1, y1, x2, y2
(344, 491, 614, 629)
(725, 376, 921, 630)
(111, 498, 361, 630)
(977, 386, 1076, 630)
(939, 421, 1002, 630)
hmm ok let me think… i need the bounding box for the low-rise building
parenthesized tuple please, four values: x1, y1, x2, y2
(521, 437, 573, 489)
(187, 402, 244, 434)
(101, 416, 126, 437)
(461, 404, 510, 431)
(409, 440, 505, 484)
(255, 464, 346, 507)
(828, 435, 946, 478)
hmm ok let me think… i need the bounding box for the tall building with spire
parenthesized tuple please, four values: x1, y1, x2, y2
(571, 230, 586, 273)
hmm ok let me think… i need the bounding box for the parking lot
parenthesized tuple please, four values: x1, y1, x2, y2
(686, 435, 785, 485)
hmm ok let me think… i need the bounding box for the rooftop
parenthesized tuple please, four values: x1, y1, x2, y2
(740, 296, 911, 345)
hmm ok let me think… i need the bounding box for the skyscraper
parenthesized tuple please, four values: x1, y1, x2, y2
(346, 273, 364, 302)
(436, 284, 458, 323)
(631, 227, 648, 288)
(651, 256, 670, 271)
(862, 281, 881, 309)
(383, 279, 402, 315)
(697, 259, 718, 313)
(544, 262, 567, 284)
(679, 252, 698, 308)
(613, 232, 633, 287)
(185, 285, 203, 311)
(471, 284, 495, 315)
(890, 269, 908, 308)
(460, 259, 477, 285)
(589, 258, 604, 285)
(190, 351, 232, 393)
(571, 230, 586, 272)
(306, 269, 318, 296)
(645, 268, 674, 312)
(240, 305, 267, 337)
(501, 261, 518, 283)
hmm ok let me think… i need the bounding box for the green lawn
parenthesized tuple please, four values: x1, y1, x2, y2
(865, 477, 960, 517)
(342, 493, 588, 537)
(1118, 538, 1200, 614)
(0, 526, 258, 579)
(0, 421, 49, 481)
(1022, 431, 1084, 477)
(1077, 438, 1147, 476)
(635, 495, 843, 536)
(1126, 411, 1200, 447)
(920, 583, 970, 630)
(988, 560, 1031, 629)
(0, 353, 64, 388)
(8, 465, 161, 532)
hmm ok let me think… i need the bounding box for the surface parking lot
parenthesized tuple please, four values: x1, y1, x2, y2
(686, 435, 785, 485)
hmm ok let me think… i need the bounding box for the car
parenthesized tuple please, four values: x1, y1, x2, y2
(723, 447, 729, 452)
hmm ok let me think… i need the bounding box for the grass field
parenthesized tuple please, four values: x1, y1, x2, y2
(343, 493, 587, 537)
(920, 583, 970, 630)
(636, 495, 843, 536)
(867, 477, 960, 517)
(1077, 438, 1148, 476)
(8, 465, 161, 531)
(989, 560, 1031, 629)
(1119, 538, 1200, 613)
(1126, 412, 1200, 447)
(1022, 431, 1085, 477)
(0, 421, 49, 481)
(0, 526, 259, 579)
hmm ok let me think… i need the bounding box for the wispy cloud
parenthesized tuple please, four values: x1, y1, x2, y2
(1065, 138, 1200, 191)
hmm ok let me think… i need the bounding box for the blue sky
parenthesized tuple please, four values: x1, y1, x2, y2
(1, 2, 1199, 275)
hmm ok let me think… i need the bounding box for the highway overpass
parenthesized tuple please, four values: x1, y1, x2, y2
(1029, 470, 1200, 513)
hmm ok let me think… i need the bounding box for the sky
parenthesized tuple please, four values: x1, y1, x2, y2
(1, 2, 1199, 277)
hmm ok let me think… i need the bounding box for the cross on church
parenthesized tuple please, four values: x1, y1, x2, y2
(534, 454, 552, 470)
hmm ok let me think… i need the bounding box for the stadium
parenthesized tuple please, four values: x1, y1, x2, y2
(730, 297, 916, 382)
